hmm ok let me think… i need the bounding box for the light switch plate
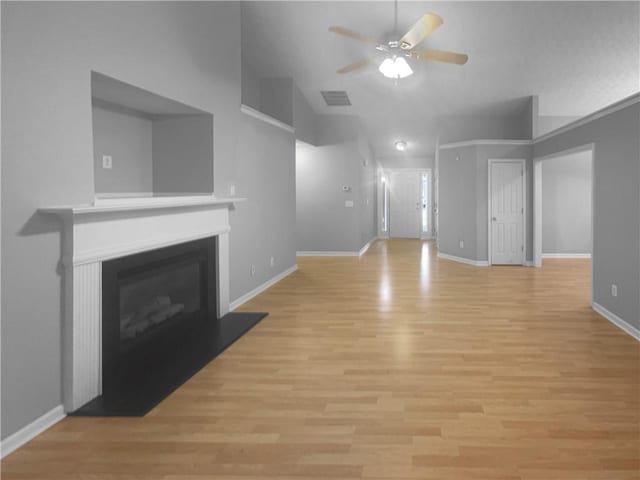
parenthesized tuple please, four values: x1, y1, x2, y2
(102, 155, 112, 169)
(345, 200, 354, 208)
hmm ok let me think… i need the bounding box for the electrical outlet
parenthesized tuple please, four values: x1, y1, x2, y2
(345, 200, 354, 208)
(102, 155, 112, 169)
(611, 284, 618, 297)
(250, 264, 256, 276)
(459, 240, 464, 249)
(229, 184, 236, 196)
(270, 256, 275, 268)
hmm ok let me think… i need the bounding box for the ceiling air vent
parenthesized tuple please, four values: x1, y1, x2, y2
(321, 90, 351, 106)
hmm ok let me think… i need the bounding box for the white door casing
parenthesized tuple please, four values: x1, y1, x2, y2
(489, 160, 525, 265)
(533, 143, 595, 269)
(390, 170, 422, 238)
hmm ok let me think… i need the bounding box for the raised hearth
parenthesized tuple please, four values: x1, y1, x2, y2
(71, 311, 267, 416)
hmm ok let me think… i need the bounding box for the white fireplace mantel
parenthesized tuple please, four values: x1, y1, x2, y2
(40, 195, 244, 412)
(41, 194, 243, 216)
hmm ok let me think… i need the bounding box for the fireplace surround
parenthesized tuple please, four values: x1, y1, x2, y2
(41, 195, 241, 413)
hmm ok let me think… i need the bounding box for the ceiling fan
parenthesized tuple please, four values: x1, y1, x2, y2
(329, 1, 468, 78)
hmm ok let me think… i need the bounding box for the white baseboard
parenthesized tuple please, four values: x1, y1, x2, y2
(592, 303, 640, 341)
(437, 252, 489, 267)
(297, 251, 360, 257)
(1, 405, 65, 459)
(524, 260, 534, 267)
(542, 253, 591, 259)
(230, 264, 298, 311)
(358, 238, 377, 256)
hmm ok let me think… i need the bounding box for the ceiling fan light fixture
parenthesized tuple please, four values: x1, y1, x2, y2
(395, 140, 407, 151)
(379, 56, 413, 79)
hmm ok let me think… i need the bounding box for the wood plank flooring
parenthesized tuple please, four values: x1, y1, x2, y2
(3, 239, 639, 479)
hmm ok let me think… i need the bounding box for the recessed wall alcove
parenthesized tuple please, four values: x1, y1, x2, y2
(91, 72, 214, 197)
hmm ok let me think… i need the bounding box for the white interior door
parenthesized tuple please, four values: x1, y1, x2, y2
(390, 171, 421, 238)
(490, 161, 524, 265)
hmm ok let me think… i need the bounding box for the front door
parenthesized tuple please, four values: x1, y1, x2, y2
(490, 161, 524, 265)
(390, 170, 422, 238)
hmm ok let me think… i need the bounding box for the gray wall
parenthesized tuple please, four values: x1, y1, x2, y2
(1, 1, 251, 440)
(241, 58, 261, 111)
(242, 73, 318, 146)
(242, 70, 375, 254)
(534, 101, 639, 329)
(92, 103, 153, 194)
(377, 156, 434, 171)
(230, 113, 297, 300)
(438, 146, 478, 260)
(542, 150, 592, 254)
(316, 115, 360, 146)
(439, 113, 529, 144)
(260, 77, 293, 126)
(524, 95, 538, 139)
(296, 141, 362, 252)
(152, 115, 214, 194)
(538, 115, 581, 137)
(438, 144, 532, 262)
(296, 115, 375, 253)
(293, 85, 317, 146)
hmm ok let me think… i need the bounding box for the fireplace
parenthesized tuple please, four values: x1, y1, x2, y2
(40, 196, 246, 414)
(42, 196, 269, 415)
(101, 237, 216, 414)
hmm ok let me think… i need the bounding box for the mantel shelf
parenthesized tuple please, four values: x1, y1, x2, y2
(40, 195, 246, 216)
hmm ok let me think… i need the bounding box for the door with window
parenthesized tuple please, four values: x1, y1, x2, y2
(489, 160, 524, 265)
(389, 170, 430, 238)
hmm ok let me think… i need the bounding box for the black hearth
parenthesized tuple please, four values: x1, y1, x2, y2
(71, 237, 267, 416)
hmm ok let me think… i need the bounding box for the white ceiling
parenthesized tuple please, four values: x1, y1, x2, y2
(241, 1, 639, 157)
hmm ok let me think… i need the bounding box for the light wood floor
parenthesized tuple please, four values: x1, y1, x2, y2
(3, 239, 639, 479)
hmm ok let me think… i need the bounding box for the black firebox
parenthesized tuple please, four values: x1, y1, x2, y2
(102, 237, 216, 414)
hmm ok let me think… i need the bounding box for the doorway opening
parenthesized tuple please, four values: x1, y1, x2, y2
(380, 169, 431, 239)
(533, 144, 594, 303)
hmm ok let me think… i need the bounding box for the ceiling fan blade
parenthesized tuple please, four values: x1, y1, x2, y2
(411, 48, 468, 65)
(336, 58, 371, 74)
(329, 26, 379, 44)
(399, 13, 443, 49)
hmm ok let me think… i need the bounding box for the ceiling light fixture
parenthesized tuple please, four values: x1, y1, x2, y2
(395, 140, 407, 151)
(379, 55, 413, 79)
